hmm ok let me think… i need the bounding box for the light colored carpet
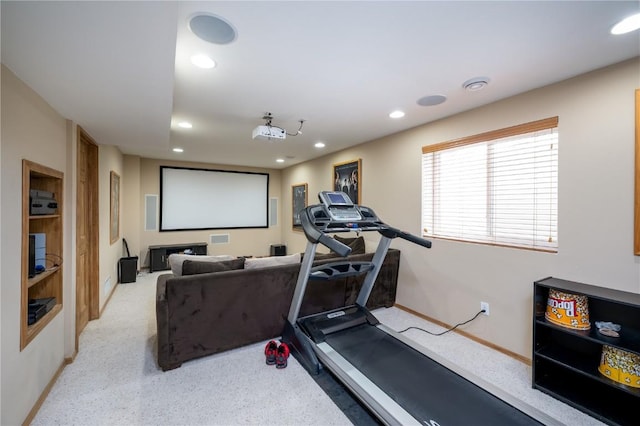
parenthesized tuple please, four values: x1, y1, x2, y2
(31, 270, 603, 425)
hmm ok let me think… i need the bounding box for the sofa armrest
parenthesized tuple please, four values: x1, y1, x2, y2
(155, 274, 176, 370)
(344, 249, 400, 309)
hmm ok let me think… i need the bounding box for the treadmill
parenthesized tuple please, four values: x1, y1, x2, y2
(282, 191, 560, 426)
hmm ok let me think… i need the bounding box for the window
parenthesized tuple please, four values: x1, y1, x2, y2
(422, 117, 558, 252)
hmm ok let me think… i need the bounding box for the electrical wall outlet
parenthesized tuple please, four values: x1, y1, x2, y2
(481, 301, 490, 316)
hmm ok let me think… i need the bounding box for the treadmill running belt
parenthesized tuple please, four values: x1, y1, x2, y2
(325, 324, 542, 426)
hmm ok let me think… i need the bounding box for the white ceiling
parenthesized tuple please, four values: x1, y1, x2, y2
(2, 1, 639, 169)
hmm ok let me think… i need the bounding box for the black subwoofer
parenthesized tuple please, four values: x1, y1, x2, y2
(118, 256, 138, 283)
(270, 244, 287, 256)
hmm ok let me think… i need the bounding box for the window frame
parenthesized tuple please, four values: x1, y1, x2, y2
(422, 117, 559, 253)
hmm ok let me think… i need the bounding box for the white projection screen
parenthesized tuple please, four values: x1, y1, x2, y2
(160, 166, 269, 231)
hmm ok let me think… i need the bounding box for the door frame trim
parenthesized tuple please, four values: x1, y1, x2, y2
(76, 126, 100, 349)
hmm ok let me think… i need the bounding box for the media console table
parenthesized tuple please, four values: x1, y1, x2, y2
(149, 242, 207, 272)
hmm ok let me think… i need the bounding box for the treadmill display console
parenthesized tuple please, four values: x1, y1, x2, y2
(319, 191, 353, 206)
(318, 191, 362, 221)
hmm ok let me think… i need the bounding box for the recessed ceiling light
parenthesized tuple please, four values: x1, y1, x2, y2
(190, 54, 216, 69)
(178, 121, 193, 129)
(276, 158, 285, 163)
(463, 77, 490, 91)
(172, 148, 184, 153)
(417, 94, 447, 106)
(189, 13, 237, 44)
(611, 12, 640, 35)
(314, 142, 326, 148)
(389, 110, 405, 119)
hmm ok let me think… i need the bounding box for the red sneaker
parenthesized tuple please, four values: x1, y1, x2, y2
(276, 342, 290, 369)
(264, 340, 278, 365)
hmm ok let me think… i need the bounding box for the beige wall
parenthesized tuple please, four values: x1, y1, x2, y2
(122, 155, 141, 266)
(282, 58, 640, 358)
(0, 65, 72, 425)
(98, 145, 124, 309)
(125, 157, 284, 267)
(63, 121, 78, 362)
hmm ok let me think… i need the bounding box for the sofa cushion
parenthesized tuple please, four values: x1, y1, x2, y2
(168, 254, 236, 276)
(332, 235, 366, 255)
(244, 253, 301, 270)
(182, 257, 245, 276)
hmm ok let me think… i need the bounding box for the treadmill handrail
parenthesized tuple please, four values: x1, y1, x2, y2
(309, 261, 375, 280)
(300, 207, 352, 257)
(379, 226, 432, 249)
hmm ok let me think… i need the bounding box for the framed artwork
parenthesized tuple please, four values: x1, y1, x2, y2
(110, 171, 120, 244)
(333, 158, 361, 204)
(292, 183, 308, 229)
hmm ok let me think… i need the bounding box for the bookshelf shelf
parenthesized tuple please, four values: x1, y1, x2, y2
(21, 160, 64, 350)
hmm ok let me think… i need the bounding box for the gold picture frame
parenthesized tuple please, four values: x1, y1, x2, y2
(333, 158, 361, 204)
(110, 171, 120, 245)
(292, 183, 308, 230)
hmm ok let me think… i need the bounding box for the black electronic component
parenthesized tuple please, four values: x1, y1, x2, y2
(29, 189, 58, 215)
(270, 244, 287, 256)
(27, 301, 47, 325)
(28, 234, 36, 278)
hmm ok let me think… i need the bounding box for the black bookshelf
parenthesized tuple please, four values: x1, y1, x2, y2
(533, 277, 640, 426)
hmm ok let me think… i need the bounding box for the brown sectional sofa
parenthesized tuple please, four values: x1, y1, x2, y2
(156, 249, 400, 371)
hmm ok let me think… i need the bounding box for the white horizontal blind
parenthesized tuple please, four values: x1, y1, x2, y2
(422, 118, 558, 252)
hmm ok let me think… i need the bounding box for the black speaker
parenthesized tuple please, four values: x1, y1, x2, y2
(270, 244, 287, 256)
(118, 256, 138, 283)
(28, 234, 36, 278)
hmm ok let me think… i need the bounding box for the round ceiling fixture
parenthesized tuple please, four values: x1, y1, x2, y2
(611, 12, 640, 34)
(189, 13, 237, 44)
(463, 77, 490, 91)
(190, 54, 216, 69)
(417, 94, 447, 106)
(389, 110, 405, 119)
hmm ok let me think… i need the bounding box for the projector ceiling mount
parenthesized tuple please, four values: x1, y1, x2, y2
(252, 112, 305, 141)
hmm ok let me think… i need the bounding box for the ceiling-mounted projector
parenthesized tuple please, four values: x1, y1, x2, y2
(252, 112, 304, 141)
(252, 125, 286, 140)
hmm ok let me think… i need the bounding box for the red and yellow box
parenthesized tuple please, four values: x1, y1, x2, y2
(545, 289, 591, 330)
(598, 345, 640, 388)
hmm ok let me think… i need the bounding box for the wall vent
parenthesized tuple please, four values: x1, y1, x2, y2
(210, 234, 230, 244)
(269, 197, 278, 227)
(145, 194, 158, 231)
